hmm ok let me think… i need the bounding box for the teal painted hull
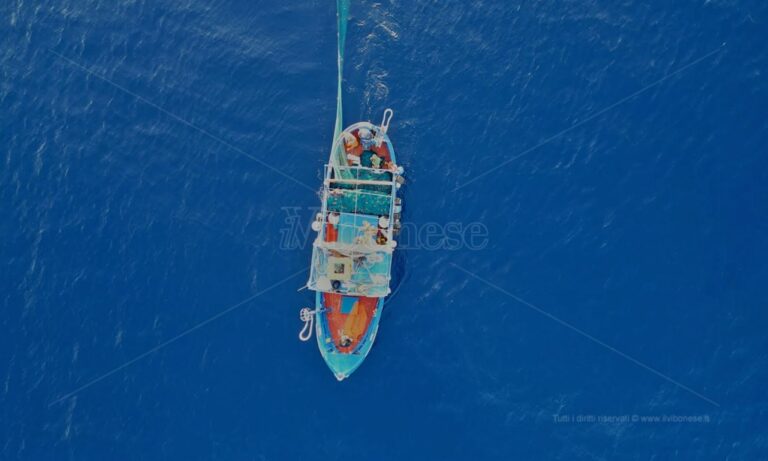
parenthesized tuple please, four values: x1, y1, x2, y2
(315, 292, 384, 380)
(307, 118, 400, 380)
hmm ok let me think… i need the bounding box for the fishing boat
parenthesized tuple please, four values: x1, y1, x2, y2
(299, 109, 404, 380)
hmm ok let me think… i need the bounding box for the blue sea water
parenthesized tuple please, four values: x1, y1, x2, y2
(2, 0, 768, 459)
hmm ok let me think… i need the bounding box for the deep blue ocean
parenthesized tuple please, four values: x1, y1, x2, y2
(3, 0, 768, 459)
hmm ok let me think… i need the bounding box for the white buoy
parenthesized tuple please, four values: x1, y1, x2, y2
(378, 216, 390, 228)
(311, 220, 322, 232)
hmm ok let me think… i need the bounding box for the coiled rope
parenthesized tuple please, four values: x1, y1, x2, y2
(299, 308, 316, 342)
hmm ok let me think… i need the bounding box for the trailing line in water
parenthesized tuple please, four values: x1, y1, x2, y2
(332, 0, 352, 178)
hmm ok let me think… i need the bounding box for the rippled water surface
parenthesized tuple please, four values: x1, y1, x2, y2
(2, 0, 767, 459)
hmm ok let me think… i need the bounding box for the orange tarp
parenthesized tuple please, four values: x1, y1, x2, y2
(323, 293, 378, 352)
(343, 302, 369, 340)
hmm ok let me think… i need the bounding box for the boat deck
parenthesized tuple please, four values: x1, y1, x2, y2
(320, 293, 379, 352)
(308, 119, 400, 378)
